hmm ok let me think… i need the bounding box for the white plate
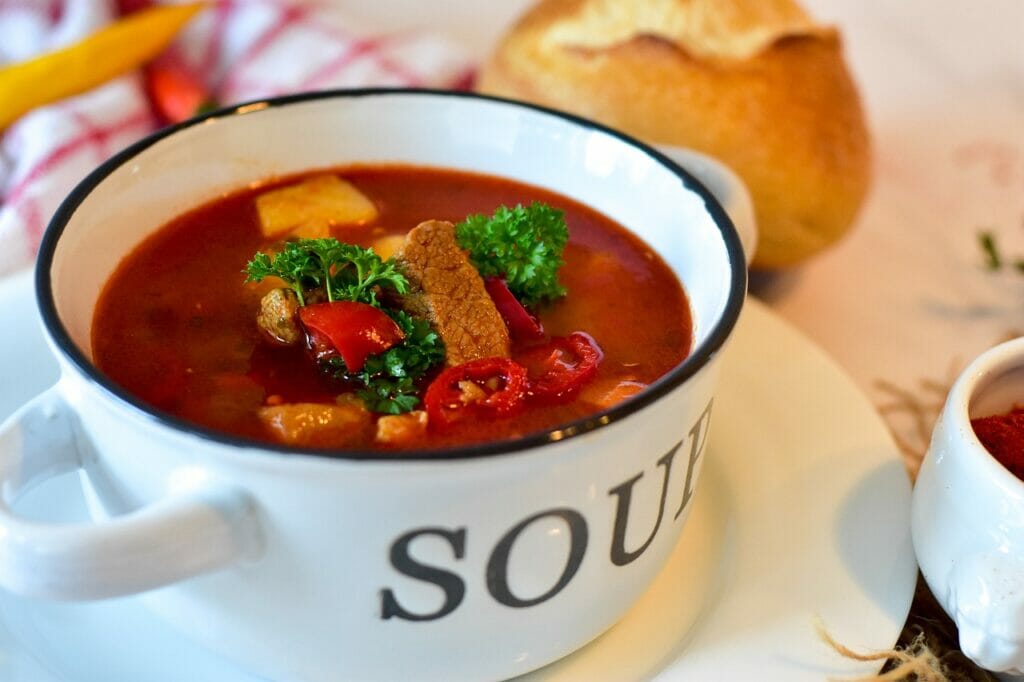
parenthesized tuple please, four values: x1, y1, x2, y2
(0, 271, 915, 681)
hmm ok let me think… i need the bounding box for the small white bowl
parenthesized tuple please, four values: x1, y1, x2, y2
(913, 337, 1024, 673)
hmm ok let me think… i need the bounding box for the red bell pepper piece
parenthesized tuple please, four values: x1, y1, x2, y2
(519, 332, 604, 404)
(424, 357, 528, 429)
(145, 62, 215, 124)
(298, 301, 404, 372)
(484, 277, 544, 341)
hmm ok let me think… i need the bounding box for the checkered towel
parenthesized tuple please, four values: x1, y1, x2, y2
(0, 0, 474, 277)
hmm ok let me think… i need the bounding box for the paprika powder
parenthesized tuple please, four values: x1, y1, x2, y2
(971, 407, 1024, 480)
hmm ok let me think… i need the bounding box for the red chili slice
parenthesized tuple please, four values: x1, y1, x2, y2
(298, 301, 404, 372)
(519, 332, 604, 404)
(145, 62, 215, 124)
(484, 277, 544, 341)
(424, 357, 528, 429)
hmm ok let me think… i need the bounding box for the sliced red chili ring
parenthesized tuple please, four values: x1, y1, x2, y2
(424, 357, 528, 429)
(484, 276, 544, 341)
(519, 332, 604, 404)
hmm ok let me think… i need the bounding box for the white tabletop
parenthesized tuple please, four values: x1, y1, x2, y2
(757, 0, 1024, 474)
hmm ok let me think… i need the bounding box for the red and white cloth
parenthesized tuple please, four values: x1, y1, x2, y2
(0, 0, 474, 277)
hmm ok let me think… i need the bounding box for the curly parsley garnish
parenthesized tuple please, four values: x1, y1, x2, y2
(456, 202, 569, 307)
(323, 310, 445, 414)
(245, 238, 407, 306)
(246, 239, 443, 414)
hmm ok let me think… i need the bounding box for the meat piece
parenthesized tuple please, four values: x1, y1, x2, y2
(396, 220, 510, 366)
(257, 288, 301, 345)
(258, 402, 371, 447)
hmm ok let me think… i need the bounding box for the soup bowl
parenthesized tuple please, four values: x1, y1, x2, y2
(1, 90, 745, 681)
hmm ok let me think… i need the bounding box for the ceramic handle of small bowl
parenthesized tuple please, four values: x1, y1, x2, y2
(947, 551, 1024, 673)
(656, 145, 758, 267)
(0, 387, 262, 600)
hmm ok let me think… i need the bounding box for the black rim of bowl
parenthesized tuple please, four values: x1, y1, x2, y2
(35, 87, 748, 462)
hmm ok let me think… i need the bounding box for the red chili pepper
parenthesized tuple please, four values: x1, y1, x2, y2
(298, 301, 404, 372)
(145, 62, 215, 124)
(519, 332, 604, 404)
(484, 277, 544, 341)
(424, 357, 528, 429)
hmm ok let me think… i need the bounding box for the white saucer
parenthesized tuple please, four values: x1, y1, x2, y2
(0, 270, 915, 681)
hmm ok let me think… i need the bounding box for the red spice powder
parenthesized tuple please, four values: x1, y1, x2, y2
(971, 407, 1024, 480)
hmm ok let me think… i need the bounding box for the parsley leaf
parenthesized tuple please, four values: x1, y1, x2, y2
(245, 238, 407, 307)
(979, 230, 1002, 270)
(327, 243, 408, 305)
(246, 248, 320, 306)
(322, 309, 445, 413)
(455, 202, 569, 307)
(358, 378, 421, 415)
(248, 240, 443, 414)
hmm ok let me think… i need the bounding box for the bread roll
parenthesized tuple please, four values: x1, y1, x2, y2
(477, 0, 870, 268)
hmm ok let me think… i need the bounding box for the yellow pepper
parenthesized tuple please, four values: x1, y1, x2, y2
(0, 2, 205, 130)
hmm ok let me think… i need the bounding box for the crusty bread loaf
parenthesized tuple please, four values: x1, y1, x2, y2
(477, 0, 870, 268)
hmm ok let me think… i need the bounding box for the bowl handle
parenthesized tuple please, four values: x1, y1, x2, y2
(0, 387, 262, 600)
(948, 551, 1024, 673)
(655, 144, 758, 267)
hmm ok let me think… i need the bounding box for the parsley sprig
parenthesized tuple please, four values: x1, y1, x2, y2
(245, 239, 407, 306)
(456, 202, 569, 307)
(246, 239, 444, 414)
(323, 310, 445, 414)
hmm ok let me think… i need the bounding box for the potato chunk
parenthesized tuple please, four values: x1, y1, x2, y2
(375, 411, 428, 446)
(256, 174, 378, 238)
(259, 402, 371, 447)
(580, 378, 647, 410)
(371, 234, 406, 261)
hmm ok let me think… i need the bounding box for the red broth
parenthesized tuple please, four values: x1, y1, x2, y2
(92, 166, 693, 452)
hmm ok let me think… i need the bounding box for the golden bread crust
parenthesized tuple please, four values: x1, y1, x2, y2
(478, 0, 871, 267)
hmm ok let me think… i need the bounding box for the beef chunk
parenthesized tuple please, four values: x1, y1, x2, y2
(396, 220, 510, 366)
(257, 288, 301, 345)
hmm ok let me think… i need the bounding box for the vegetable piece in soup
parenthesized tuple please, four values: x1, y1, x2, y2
(255, 174, 378, 238)
(91, 165, 693, 452)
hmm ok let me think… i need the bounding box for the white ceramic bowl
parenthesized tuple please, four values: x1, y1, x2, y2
(914, 338, 1024, 674)
(1, 90, 746, 681)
